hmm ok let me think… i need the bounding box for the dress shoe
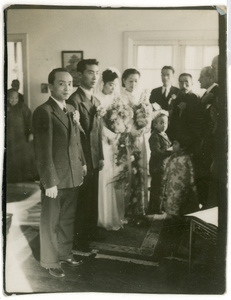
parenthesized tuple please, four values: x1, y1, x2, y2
(60, 257, 83, 267)
(49, 268, 65, 278)
(73, 240, 91, 252)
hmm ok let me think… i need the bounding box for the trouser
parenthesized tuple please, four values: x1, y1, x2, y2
(74, 169, 99, 246)
(148, 173, 162, 214)
(40, 187, 78, 269)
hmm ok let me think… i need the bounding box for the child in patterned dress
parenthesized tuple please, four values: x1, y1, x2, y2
(146, 136, 199, 261)
(160, 136, 199, 216)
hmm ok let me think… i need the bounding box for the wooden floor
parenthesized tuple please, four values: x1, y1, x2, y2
(3, 182, 225, 295)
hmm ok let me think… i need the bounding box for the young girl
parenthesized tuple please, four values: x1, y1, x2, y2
(148, 110, 172, 214)
(160, 136, 199, 216)
(147, 136, 199, 261)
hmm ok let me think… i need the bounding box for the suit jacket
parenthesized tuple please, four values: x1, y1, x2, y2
(168, 91, 200, 141)
(149, 86, 180, 111)
(149, 128, 172, 175)
(32, 97, 86, 190)
(198, 85, 219, 168)
(67, 87, 104, 170)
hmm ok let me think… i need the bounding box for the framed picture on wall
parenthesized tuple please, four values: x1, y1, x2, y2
(61, 51, 83, 87)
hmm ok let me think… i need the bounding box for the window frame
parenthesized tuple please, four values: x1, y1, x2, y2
(123, 30, 219, 73)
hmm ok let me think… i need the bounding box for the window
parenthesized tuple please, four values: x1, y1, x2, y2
(136, 45, 174, 91)
(183, 45, 219, 95)
(124, 31, 219, 96)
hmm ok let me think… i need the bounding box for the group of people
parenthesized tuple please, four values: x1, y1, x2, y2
(7, 55, 219, 277)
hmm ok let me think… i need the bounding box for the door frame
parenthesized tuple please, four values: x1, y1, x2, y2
(7, 33, 29, 106)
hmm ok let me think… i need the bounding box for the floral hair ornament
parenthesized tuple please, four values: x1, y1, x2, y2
(152, 109, 169, 121)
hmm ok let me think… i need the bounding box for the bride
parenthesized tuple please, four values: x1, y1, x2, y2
(121, 68, 152, 222)
(94, 68, 126, 231)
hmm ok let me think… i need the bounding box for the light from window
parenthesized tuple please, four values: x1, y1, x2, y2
(137, 45, 173, 91)
(184, 45, 219, 96)
(7, 42, 23, 93)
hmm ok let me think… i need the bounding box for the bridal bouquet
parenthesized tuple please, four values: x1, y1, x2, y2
(133, 102, 152, 130)
(96, 104, 107, 118)
(103, 99, 133, 134)
(131, 89, 152, 131)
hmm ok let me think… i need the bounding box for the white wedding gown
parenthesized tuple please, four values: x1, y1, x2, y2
(96, 92, 125, 230)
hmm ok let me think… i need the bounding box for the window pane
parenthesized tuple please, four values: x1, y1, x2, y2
(137, 46, 173, 69)
(185, 46, 203, 69)
(139, 70, 162, 90)
(154, 46, 173, 68)
(137, 46, 155, 68)
(203, 46, 219, 66)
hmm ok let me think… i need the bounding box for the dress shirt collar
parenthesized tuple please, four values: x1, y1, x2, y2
(51, 96, 66, 110)
(162, 86, 171, 95)
(79, 86, 93, 100)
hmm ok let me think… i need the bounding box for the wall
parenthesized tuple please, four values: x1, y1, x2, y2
(6, 7, 219, 111)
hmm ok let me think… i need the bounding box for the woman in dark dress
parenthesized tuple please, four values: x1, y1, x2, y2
(6, 89, 37, 182)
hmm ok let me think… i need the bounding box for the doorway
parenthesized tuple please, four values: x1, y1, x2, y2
(7, 34, 29, 106)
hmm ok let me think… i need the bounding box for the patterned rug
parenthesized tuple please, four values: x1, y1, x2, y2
(75, 220, 164, 262)
(6, 182, 163, 264)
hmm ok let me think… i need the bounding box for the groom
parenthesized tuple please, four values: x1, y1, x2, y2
(67, 59, 104, 251)
(33, 68, 87, 277)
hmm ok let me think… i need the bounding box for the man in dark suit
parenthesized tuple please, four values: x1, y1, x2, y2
(33, 68, 87, 278)
(168, 73, 200, 145)
(195, 66, 219, 209)
(67, 59, 104, 251)
(149, 66, 179, 112)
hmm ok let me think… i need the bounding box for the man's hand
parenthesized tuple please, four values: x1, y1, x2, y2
(82, 165, 87, 176)
(99, 160, 104, 171)
(45, 186, 58, 198)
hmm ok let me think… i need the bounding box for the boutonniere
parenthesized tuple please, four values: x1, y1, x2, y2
(72, 110, 85, 135)
(169, 94, 177, 101)
(168, 94, 177, 106)
(72, 110, 80, 125)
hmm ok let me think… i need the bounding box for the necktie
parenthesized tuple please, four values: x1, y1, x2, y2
(165, 88, 168, 98)
(163, 87, 168, 98)
(63, 107, 67, 114)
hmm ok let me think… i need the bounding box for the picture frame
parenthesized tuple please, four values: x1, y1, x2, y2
(61, 51, 83, 87)
(41, 83, 48, 93)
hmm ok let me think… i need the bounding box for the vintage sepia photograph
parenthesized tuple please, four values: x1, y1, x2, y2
(2, 2, 228, 298)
